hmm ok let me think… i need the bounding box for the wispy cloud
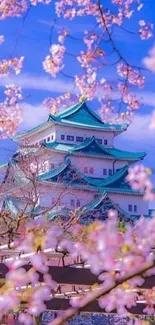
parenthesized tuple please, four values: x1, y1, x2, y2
(0, 74, 155, 109)
(135, 91, 155, 107)
(109, 89, 155, 108)
(20, 103, 48, 131)
(115, 113, 155, 208)
(0, 74, 74, 93)
(116, 113, 155, 161)
(38, 19, 94, 33)
(143, 45, 155, 73)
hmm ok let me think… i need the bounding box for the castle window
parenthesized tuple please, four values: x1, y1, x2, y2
(103, 169, 107, 176)
(61, 135, 65, 140)
(134, 205, 137, 213)
(76, 200, 80, 207)
(89, 167, 94, 174)
(76, 136, 83, 142)
(128, 205, 132, 212)
(104, 139, 108, 145)
(51, 163, 55, 169)
(51, 135, 54, 140)
(96, 139, 102, 144)
(108, 169, 113, 176)
(67, 135, 74, 141)
(71, 199, 75, 207)
(84, 167, 88, 173)
(47, 137, 50, 142)
(43, 139, 46, 143)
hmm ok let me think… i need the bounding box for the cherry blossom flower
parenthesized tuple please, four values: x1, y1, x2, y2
(0, 1, 27, 20)
(43, 93, 78, 114)
(126, 164, 155, 201)
(0, 84, 23, 138)
(139, 20, 153, 40)
(58, 28, 69, 44)
(30, 0, 51, 5)
(43, 44, 65, 77)
(117, 63, 145, 87)
(0, 56, 24, 77)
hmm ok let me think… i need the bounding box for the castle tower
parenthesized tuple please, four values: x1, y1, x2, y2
(0, 102, 150, 221)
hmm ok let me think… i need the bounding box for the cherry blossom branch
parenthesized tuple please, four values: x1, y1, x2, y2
(49, 259, 155, 325)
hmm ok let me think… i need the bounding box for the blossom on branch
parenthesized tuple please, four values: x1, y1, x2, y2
(0, 84, 23, 138)
(0, 56, 24, 78)
(139, 20, 153, 40)
(43, 44, 66, 77)
(0, 0, 27, 19)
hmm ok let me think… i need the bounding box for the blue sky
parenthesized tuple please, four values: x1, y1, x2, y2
(0, 0, 155, 189)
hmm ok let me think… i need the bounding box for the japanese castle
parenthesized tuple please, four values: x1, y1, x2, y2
(0, 101, 151, 222)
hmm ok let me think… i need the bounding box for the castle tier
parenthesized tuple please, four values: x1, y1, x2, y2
(0, 101, 152, 221)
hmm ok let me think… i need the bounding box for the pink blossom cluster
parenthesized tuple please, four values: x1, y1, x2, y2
(99, 102, 114, 123)
(139, 20, 153, 40)
(0, 0, 27, 19)
(117, 63, 145, 87)
(75, 70, 97, 100)
(41, 0, 153, 117)
(0, 84, 23, 138)
(0, 56, 24, 78)
(43, 44, 66, 77)
(58, 28, 69, 44)
(123, 92, 140, 111)
(83, 31, 99, 50)
(29, 0, 51, 5)
(112, 0, 144, 20)
(0, 0, 52, 19)
(117, 83, 140, 114)
(77, 49, 98, 68)
(126, 165, 155, 201)
(43, 93, 78, 114)
(55, 0, 97, 19)
(1, 211, 155, 323)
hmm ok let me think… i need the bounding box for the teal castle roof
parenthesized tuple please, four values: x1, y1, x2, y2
(13, 101, 128, 140)
(48, 102, 128, 131)
(38, 160, 141, 195)
(43, 137, 146, 161)
(1, 193, 133, 223)
(3, 192, 153, 223)
(78, 192, 131, 223)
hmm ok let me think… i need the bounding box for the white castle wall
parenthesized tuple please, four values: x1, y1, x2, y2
(36, 151, 65, 173)
(109, 193, 148, 216)
(21, 124, 57, 145)
(54, 125, 114, 147)
(20, 123, 115, 148)
(36, 151, 128, 178)
(70, 155, 128, 178)
(39, 184, 149, 216)
(39, 185, 95, 209)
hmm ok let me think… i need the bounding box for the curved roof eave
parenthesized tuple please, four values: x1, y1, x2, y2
(12, 120, 53, 141)
(43, 139, 146, 161)
(51, 119, 126, 132)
